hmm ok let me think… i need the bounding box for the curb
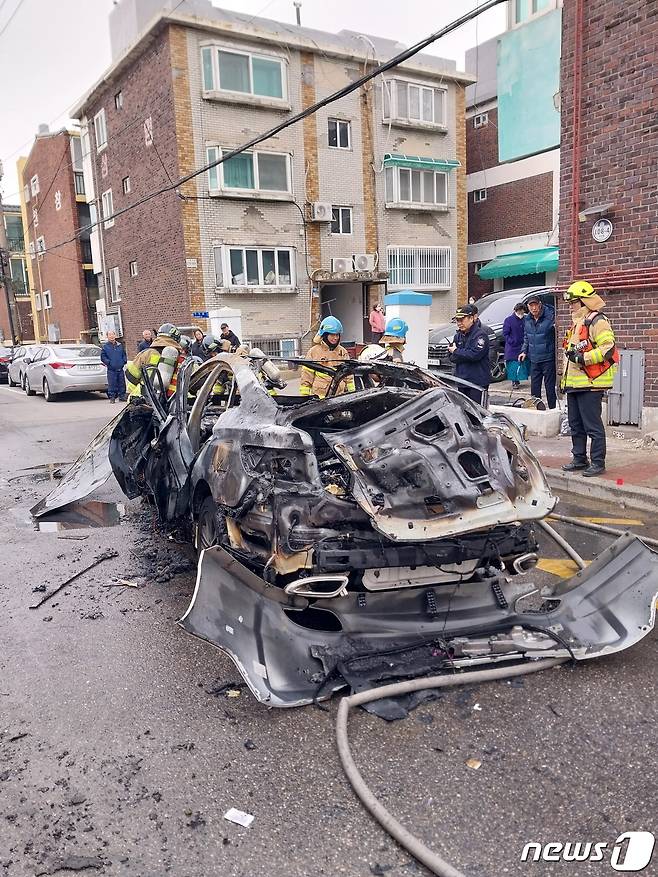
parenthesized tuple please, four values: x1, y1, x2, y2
(544, 467, 658, 513)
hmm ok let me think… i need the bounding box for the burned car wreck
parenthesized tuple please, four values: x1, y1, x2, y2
(33, 354, 658, 709)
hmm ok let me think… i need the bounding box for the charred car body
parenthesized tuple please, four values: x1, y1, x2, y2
(33, 354, 658, 709)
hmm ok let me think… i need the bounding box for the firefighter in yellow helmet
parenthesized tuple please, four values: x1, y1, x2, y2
(299, 316, 355, 398)
(560, 280, 618, 477)
(125, 323, 183, 400)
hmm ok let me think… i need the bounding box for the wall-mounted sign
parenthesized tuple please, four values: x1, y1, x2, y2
(592, 218, 613, 243)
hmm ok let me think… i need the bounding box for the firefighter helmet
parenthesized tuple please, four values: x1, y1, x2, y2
(180, 335, 192, 352)
(319, 316, 343, 336)
(157, 322, 181, 342)
(202, 334, 221, 354)
(384, 317, 408, 339)
(565, 280, 596, 301)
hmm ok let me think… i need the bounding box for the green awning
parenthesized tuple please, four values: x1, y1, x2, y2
(477, 247, 559, 280)
(383, 153, 461, 172)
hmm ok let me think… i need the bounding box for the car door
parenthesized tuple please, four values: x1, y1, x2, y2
(9, 347, 24, 383)
(26, 347, 47, 389)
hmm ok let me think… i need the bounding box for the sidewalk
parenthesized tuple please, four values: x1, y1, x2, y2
(528, 432, 658, 511)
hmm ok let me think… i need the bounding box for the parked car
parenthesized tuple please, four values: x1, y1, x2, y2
(23, 344, 107, 401)
(0, 345, 14, 383)
(32, 353, 658, 710)
(428, 286, 556, 382)
(7, 344, 41, 388)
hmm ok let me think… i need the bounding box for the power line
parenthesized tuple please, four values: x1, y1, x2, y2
(39, 0, 507, 258)
(0, 0, 26, 39)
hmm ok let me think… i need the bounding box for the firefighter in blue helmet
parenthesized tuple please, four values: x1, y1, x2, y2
(448, 304, 490, 404)
(300, 316, 354, 398)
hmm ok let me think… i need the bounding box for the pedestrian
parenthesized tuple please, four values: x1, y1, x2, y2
(368, 303, 386, 342)
(101, 331, 128, 403)
(137, 329, 154, 352)
(519, 295, 556, 408)
(560, 280, 618, 477)
(220, 323, 241, 351)
(503, 303, 528, 388)
(191, 328, 205, 359)
(448, 304, 490, 404)
(300, 316, 355, 398)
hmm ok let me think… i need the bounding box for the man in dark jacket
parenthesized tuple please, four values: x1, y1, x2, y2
(101, 331, 128, 403)
(519, 295, 556, 408)
(448, 304, 490, 404)
(502, 303, 527, 388)
(220, 323, 241, 351)
(137, 329, 153, 352)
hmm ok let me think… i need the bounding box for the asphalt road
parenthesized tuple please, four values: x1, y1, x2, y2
(1, 385, 656, 877)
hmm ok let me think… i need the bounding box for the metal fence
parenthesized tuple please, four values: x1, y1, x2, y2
(244, 337, 300, 359)
(387, 245, 452, 289)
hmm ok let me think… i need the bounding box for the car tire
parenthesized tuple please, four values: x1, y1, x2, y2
(491, 354, 507, 383)
(43, 378, 57, 402)
(24, 374, 35, 396)
(196, 494, 227, 555)
(7, 373, 16, 387)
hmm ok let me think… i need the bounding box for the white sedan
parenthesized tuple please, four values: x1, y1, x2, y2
(23, 344, 107, 401)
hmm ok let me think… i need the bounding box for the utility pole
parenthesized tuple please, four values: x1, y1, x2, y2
(0, 161, 18, 344)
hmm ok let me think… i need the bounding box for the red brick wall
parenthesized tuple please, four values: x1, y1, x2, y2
(86, 26, 189, 354)
(466, 107, 499, 173)
(22, 132, 91, 342)
(559, 0, 658, 406)
(468, 173, 553, 245)
(467, 262, 494, 300)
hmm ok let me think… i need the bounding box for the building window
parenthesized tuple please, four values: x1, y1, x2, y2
(43, 290, 52, 309)
(108, 266, 121, 302)
(512, 0, 554, 24)
(114, 90, 123, 110)
(201, 46, 286, 100)
(30, 175, 40, 196)
(35, 293, 41, 311)
(383, 79, 446, 127)
(93, 108, 107, 150)
(122, 176, 131, 195)
(55, 190, 62, 210)
(331, 206, 352, 235)
(473, 261, 488, 274)
(36, 236, 45, 255)
(215, 245, 294, 288)
(23, 184, 30, 203)
(74, 173, 85, 195)
(32, 207, 38, 228)
(474, 189, 487, 203)
(207, 147, 291, 195)
(473, 113, 489, 128)
(101, 189, 114, 228)
(387, 246, 452, 289)
(144, 117, 153, 147)
(384, 165, 448, 207)
(129, 260, 138, 277)
(328, 119, 351, 149)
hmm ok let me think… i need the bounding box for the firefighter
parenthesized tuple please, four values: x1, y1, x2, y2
(448, 304, 490, 404)
(560, 280, 618, 477)
(125, 323, 183, 400)
(299, 316, 355, 398)
(201, 334, 232, 398)
(379, 317, 408, 362)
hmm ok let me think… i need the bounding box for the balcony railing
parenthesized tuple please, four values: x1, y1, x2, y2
(74, 172, 85, 196)
(7, 236, 24, 253)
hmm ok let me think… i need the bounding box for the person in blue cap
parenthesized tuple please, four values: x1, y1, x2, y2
(448, 303, 490, 404)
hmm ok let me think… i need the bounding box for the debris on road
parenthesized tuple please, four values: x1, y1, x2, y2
(224, 807, 254, 828)
(465, 758, 482, 770)
(29, 549, 119, 609)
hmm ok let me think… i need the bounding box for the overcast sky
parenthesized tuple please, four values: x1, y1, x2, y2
(0, 0, 506, 201)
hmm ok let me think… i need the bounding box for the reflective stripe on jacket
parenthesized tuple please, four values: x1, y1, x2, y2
(300, 339, 354, 398)
(561, 304, 617, 391)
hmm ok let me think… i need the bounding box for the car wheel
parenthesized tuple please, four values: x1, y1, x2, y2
(491, 354, 507, 383)
(7, 373, 16, 387)
(43, 378, 57, 402)
(24, 374, 35, 396)
(196, 495, 226, 554)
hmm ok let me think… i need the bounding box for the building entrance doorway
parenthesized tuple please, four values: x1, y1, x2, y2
(319, 280, 388, 345)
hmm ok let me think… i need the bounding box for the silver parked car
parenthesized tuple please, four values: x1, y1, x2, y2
(23, 344, 107, 401)
(8, 344, 42, 388)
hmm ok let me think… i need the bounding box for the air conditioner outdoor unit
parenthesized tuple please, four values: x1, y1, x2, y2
(331, 257, 351, 273)
(310, 202, 332, 222)
(353, 253, 377, 272)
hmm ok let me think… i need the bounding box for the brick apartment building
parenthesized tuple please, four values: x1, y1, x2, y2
(19, 127, 99, 343)
(465, 1, 561, 299)
(72, 0, 472, 353)
(0, 203, 32, 342)
(559, 0, 658, 422)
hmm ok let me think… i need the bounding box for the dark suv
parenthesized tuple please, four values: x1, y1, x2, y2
(428, 287, 556, 382)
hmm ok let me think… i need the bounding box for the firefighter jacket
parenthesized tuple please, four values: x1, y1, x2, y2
(300, 337, 354, 398)
(450, 319, 491, 389)
(125, 335, 183, 398)
(561, 296, 617, 392)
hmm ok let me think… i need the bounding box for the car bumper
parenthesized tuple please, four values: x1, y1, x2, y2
(47, 369, 108, 393)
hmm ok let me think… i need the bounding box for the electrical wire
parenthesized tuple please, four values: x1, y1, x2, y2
(37, 0, 508, 259)
(0, 0, 25, 39)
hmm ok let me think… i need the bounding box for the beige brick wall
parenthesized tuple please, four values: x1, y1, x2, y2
(455, 84, 467, 310)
